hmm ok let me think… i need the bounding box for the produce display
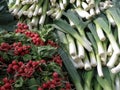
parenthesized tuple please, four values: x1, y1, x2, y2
(1, 0, 120, 90)
(0, 23, 73, 90)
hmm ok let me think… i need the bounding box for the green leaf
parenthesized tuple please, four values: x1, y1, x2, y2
(63, 10, 86, 30)
(27, 78, 38, 90)
(53, 19, 92, 51)
(58, 47, 83, 90)
(23, 54, 32, 61)
(14, 77, 24, 88)
(37, 46, 56, 58)
(96, 71, 113, 90)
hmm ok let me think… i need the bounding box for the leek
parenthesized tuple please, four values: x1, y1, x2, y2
(53, 19, 92, 52)
(94, 16, 120, 55)
(66, 34, 77, 56)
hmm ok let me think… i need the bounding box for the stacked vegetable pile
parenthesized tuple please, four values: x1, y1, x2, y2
(7, 0, 120, 90)
(8, 0, 68, 28)
(0, 23, 73, 90)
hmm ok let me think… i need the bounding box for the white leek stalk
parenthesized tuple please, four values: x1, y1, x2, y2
(38, 7, 42, 15)
(75, 8, 91, 19)
(51, 9, 60, 18)
(107, 52, 119, 68)
(82, 2, 89, 11)
(95, 22, 106, 41)
(106, 11, 116, 26)
(76, 40, 85, 59)
(28, 11, 33, 18)
(97, 41, 105, 59)
(89, 0, 95, 8)
(107, 44, 113, 56)
(47, 8, 55, 15)
(86, 0, 91, 3)
(96, 54, 104, 77)
(84, 55, 92, 70)
(12, 5, 22, 15)
(29, 3, 36, 11)
(33, 4, 40, 16)
(107, 33, 120, 55)
(100, 52, 107, 65)
(39, 0, 48, 25)
(9, 5, 16, 12)
(89, 51, 97, 67)
(50, 0, 56, 3)
(70, 0, 75, 4)
(15, 0, 20, 6)
(34, 0, 38, 3)
(66, 34, 77, 56)
(59, 0, 65, 10)
(89, 8, 95, 16)
(111, 62, 120, 74)
(39, 14, 46, 25)
(21, 1, 26, 5)
(94, 17, 120, 55)
(95, 6, 100, 14)
(76, 0, 81, 7)
(73, 56, 84, 69)
(62, 0, 67, 6)
(55, 10, 62, 19)
(71, 56, 79, 68)
(17, 5, 30, 18)
(31, 16, 39, 26)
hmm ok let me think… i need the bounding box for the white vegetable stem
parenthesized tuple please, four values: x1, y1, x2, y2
(33, 4, 40, 16)
(70, 0, 75, 4)
(107, 44, 113, 56)
(89, 50, 97, 67)
(47, 8, 55, 15)
(84, 55, 92, 70)
(106, 11, 116, 26)
(89, 8, 95, 16)
(76, 0, 81, 7)
(55, 10, 62, 19)
(71, 56, 79, 68)
(97, 41, 105, 58)
(89, 0, 95, 8)
(29, 3, 36, 11)
(95, 6, 100, 14)
(107, 52, 119, 68)
(86, 0, 91, 3)
(96, 54, 104, 77)
(28, 11, 33, 18)
(73, 56, 84, 69)
(15, 0, 20, 6)
(39, 14, 46, 25)
(31, 16, 39, 26)
(111, 63, 120, 74)
(95, 23, 106, 41)
(75, 8, 91, 19)
(82, 2, 89, 11)
(107, 33, 120, 55)
(66, 34, 77, 56)
(38, 7, 42, 15)
(76, 40, 85, 59)
(59, 0, 65, 10)
(12, 5, 22, 15)
(62, 0, 67, 6)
